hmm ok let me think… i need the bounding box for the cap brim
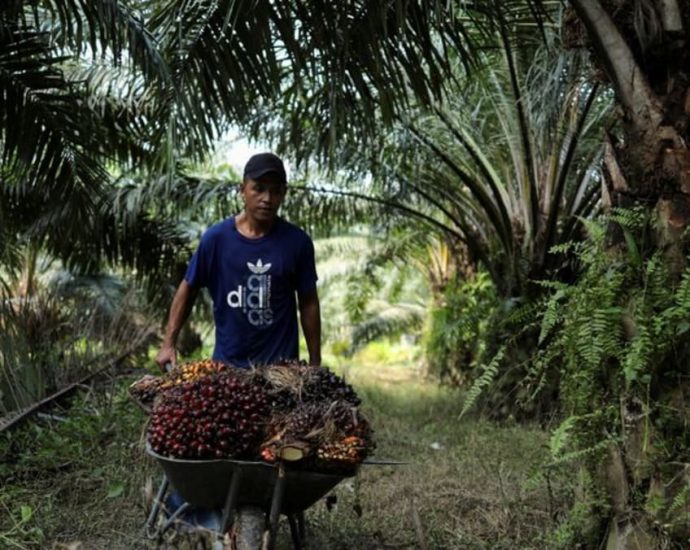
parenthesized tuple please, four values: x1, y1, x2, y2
(245, 168, 286, 184)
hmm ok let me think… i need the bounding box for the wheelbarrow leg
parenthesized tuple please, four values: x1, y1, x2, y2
(160, 502, 191, 534)
(297, 512, 306, 542)
(145, 475, 169, 539)
(263, 462, 287, 550)
(220, 469, 244, 536)
(287, 514, 304, 550)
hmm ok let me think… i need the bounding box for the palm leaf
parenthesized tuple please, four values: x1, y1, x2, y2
(350, 302, 426, 352)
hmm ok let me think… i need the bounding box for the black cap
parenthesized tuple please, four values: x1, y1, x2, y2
(243, 152, 287, 185)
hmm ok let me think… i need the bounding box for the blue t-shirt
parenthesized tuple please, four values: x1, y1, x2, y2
(184, 216, 317, 367)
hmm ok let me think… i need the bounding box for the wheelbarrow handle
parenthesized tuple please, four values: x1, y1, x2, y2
(164, 361, 173, 374)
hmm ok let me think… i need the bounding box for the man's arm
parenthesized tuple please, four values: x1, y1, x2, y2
(155, 280, 199, 371)
(298, 289, 321, 366)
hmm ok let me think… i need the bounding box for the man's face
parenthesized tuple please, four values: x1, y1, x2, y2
(240, 173, 286, 222)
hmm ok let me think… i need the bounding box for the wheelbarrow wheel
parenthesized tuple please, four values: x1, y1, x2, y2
(156, 532, 213, 550)
(229, 506, 265, 550)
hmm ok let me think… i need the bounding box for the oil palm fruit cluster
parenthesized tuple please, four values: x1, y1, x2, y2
(257, 364, 306, 411)
(311, 401, 374, 470)
(130, 360, 229, 411)
(302, 367, 361, 405)
(148, 370, 269, 459)
(261, 399, 374, 466)
(316, 400, 374, 462)
(259, 364, 361, 409)
(317, 436, 368, 463)
(129, 375, 163, 412)
(261, 401, 328, 461)
(159, 359, 229, 389)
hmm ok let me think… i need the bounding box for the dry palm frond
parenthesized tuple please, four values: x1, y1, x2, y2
(261, 364, 311, 396)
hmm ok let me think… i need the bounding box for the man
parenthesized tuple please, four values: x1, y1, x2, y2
(153, 153, 319, 546)
(156, 152, 321, 370)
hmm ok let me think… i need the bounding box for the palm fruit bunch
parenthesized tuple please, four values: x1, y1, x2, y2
(129, 375, 164, 412)
(314, 401, 374, 466)
(301, 367, 361, 406)
(147, 370, 270, 459)
(316, 436, 368, 463)
(260, 402, 327, 462)
(261, 399, 374, 468)
(251, 364, 303, 412)
(159, 359, 229, 390)
(129, 360, 229, 412)
(258, 363, 361, 409)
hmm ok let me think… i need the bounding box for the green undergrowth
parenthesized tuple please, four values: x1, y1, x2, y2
(0, 379, 154, 549)
(1, 354, 574, 549)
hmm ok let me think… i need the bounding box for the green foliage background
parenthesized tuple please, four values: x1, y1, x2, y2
(424, 272, 496, 383)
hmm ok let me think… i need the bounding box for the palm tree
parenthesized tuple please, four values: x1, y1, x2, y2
(393, 45, 609, 297)
(540, 2, 690, 546)
(314, 233, 429, 353)
(0, 0, 176, 277)
(564, 1, 690, 254)
(4, 2, 688, 542)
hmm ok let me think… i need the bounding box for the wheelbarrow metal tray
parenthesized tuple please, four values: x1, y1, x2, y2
(147, 444, 354, 511)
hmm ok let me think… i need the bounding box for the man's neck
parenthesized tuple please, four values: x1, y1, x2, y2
(235, 211, 276, 238)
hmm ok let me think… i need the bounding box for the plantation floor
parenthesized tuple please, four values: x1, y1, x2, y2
(0, 355, 573, 549)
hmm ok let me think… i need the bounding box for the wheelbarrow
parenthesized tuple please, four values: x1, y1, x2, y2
(144, 443, 360, 549)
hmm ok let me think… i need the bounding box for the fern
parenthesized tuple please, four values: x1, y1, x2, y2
(549, 415, 577, 457)
(610, 206, 647, 230)
(623, 324, 652, 383)
(531, 208, 690, 542)
(538, 288, 566, 345)
(671, 267, 690, 328)
(667, 484, 690, 517)
(579, 217, 606, 247)
(547, 438, 611, 467)
(503, 298, 542, 327)
(458, 346, 504, 419)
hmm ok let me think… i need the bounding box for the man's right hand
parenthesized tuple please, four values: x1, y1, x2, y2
(155, 345, 177, 372)
(157, 280, 199, 373)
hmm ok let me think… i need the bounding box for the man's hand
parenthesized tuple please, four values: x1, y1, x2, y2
(155, 344, 177, 372)
(156, 280, 198, 373)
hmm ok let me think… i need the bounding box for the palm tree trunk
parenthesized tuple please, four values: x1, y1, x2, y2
(570, 0, 690, 245)
(19, 244, 39, 298)
(570, 1, 690, 546)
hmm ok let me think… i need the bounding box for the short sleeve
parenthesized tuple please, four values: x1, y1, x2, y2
(184, 242, 208, 289)
(296, 236, 318, 294)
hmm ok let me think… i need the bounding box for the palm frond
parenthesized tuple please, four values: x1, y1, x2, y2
(350, 302, 426, 352)
(146, 1, 556, 162)
(25, 0, 169, 82)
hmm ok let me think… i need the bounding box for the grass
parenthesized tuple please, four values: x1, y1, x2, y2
(310, 351, 570, 550)
(0, 378, 155, 549)
(0, 346, 575, 549)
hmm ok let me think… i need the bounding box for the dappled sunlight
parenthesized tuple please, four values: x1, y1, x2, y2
(329, 341, 426, 385)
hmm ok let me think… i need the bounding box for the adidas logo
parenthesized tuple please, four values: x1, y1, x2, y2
(247, 259, 271, 274)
